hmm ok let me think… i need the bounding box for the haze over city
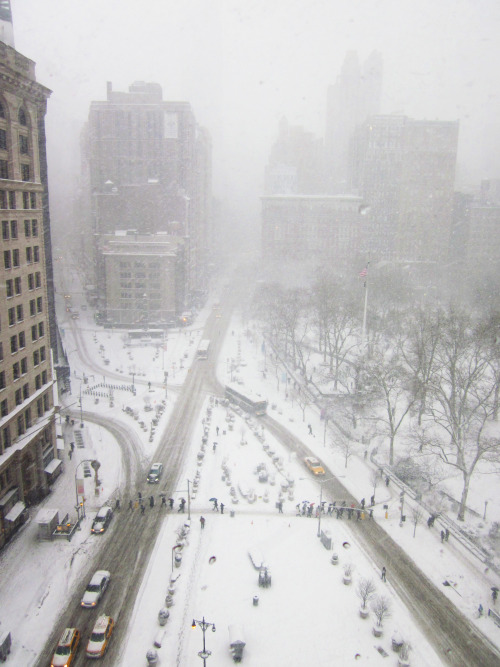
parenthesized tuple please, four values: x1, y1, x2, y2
(12, 0, 500, 245)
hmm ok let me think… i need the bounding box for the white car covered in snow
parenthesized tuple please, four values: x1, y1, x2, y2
(81, 570, 110, 608)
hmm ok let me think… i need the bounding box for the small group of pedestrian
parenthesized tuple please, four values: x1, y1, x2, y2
(440, 528, 450, 543)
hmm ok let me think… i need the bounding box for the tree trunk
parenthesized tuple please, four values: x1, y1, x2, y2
(458, 472, 471, 521)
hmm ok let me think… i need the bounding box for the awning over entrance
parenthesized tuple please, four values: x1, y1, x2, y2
(5, 501, 26, 522)
(45, 458, 62, 475)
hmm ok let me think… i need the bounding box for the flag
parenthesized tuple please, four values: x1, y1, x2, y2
(359, 267, 368, 278)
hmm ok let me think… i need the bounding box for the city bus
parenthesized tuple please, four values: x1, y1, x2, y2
(225, 385, 268, 416)
(197, 339, 211, 360)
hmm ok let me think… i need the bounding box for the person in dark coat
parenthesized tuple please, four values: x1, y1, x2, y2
(169, 498, 174, 510)
(149, 495, 154, 508)
(381, 566, 386, 581)
(140, 504, 145, 515)
(440, 530, 445, 543)
(220, 503, 224, 514)
(212, 499, 218, 511)
(200, 516, 205, 529)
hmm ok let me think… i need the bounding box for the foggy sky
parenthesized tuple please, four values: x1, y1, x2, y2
(11, 0, 500, 237)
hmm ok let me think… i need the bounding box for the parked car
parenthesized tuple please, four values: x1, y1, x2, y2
(304, 457, 325, 475)
(81, 570, 111, 608)
(91, 506, 113, 534)
(50, 627, 80, 666)
(147, 462, 163, 483)
(86, 614, 114, 659)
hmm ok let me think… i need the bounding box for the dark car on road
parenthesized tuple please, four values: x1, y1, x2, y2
(147, 462, 163, 483)
(91, 506, 113, 534)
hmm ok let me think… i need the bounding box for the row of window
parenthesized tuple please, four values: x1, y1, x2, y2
(0, 190, 37, 210)
(0, 128, 29, 154)
(0, 103, 28, 126)
(6, 298, 43, 330)
(0, 160, 30, 181)
(6, 272, 42, 298)
(3, 246, 40, 269)
(0, 346, 46, 386)
(2, 218, 39, 240)
(0, 392, 50, 456)
(0, 370, 48, 420)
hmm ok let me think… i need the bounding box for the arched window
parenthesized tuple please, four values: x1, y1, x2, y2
(18, 107, 27, 126)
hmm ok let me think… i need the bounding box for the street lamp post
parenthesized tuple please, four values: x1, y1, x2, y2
(191, 616, 216, 666)
(79, 384, 84, 427)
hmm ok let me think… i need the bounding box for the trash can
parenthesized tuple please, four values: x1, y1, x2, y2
(253, 595, 259, 606)
(230, 510, 235, 517)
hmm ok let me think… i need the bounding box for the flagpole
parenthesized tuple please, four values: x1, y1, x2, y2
(361, 262, 370, 346)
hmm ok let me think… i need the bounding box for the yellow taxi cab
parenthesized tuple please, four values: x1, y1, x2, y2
(86, 615, 114, 658)
(50, 627, 80, 666)
(304, 456, 325, 475)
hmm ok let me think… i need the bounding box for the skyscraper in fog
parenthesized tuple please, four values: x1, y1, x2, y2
(84, 81, 212, 324)
(325, 51, 383, 193)
(0, 2, 60, 548)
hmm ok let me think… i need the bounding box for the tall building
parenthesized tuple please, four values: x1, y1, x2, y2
(83, 81, 212, 322)
(0, 5, 60, 548)
(350, 115, 459, 276)
(325, 51, 383, 193)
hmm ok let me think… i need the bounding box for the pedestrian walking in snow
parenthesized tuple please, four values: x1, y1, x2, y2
(385, 476, 390, 487)
(216, 426, 219, 436)
(360, 498, 365, 509)
(128, 499, 133, 510)
(296, 503, 301, 516)
(445, 528, 450, 542)
(149, 495, 154, 508)
(356, 509, 361, 521)
(220, 503, 224, 514)
(369, 508, 374, 519)
(308, 424, 313, 435)
(213, 441, 217, 452)
(115, 498, 121, 510)
(138, 491, 142, 502)
(370, 495, 375, 507)
(478, 603, 484, 617)
(492, 588, 498, 604)
(381, 566, 386, 582)
(179, 498, 186, 513)
(277, 501, 283, 513)
(169, 498, 174, 510)
(440, 530, 445, 543)
(200, 516, 205, 529)
(161, 495, 167, 508)
(140, 504, 145, 515)
(212, 499, 218, 511)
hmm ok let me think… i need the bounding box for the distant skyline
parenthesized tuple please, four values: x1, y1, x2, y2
(11, 0, 500, 239)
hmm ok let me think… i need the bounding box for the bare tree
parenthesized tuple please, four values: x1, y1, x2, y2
(410, 505, 425, 538)
(423, 309, 500, 521)
(334, 432, 359, 468)
(371, 595, 392, 627)
(357, 577, 377, 610)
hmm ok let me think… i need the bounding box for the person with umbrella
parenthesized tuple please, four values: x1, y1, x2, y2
(210, 497, 218, 511)
(492, 587, 499, 604)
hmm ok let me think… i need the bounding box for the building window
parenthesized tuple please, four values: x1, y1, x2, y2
(0, 128, 6, 150)
(26, 246, 32, 263)
(37, 398, 43, 418)
(0, 342, 3, 361)
(0, 102, 4, 119)
(0, 399, 7, 417)
(18, 108, 27, 126)
(17, 415, 24, 436)
(29, 299, 35, 316)
(2, 220, 8, 239)
(35, 374, 41, 390)
(12, 362, 19, 381)
(43, 393, 49, 412)
(22, 192, 29, 209)
(10, 220, 17, 238)
(0, 160, 8, 179)
(40, 345, 46, 361)
(10, 335, 17, 353)
(23, 384, 29, 401)
(30, 192, 36, 208)
(35, 272, 41, 288)
(18, 330, 25, 347)
(15, 389, 22, 407)
(28, 273, 34, 290)
(33, 350, 39, 366)
(0, 190, 6, 208)
(33, 246, 39, 262)
(6, 279, 13, 298)
(21, 164, 30, 181)
(16, 304, 23, 322)
(14, 276, 21, 294)
(8, 191, 15, 209)
(12, 248, 19, 267)
(19, 134, 28, 155)
(24, 407, 31, 429)
(42, 370, 47, 384)
(31, 219, 38, 236)
(21, 357, 27, 374)
(2, 426, 10, 449)
(38, 321, 44, 337)
(8, 308, 15, 326)
(31, 324, 37, 341)
(24, 219, 30, 237)
(0, 370, 5, 389)
(36, 296, 42, 313)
